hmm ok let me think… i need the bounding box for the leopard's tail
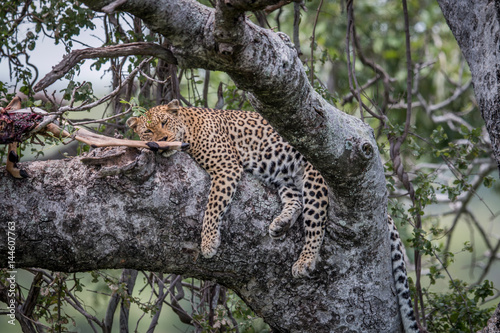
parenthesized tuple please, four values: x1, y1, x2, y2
(388, 215, 421, 333)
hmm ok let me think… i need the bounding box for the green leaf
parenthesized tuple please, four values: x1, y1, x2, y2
(483, 176, 495, 188)
(20, 85, 30, 95)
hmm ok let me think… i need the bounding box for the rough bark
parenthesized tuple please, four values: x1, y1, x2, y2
(1, 0, 401, 331)
(477, 302, 500, 333)
(0, 148, 400, 332)
(437, 0, 500, 172)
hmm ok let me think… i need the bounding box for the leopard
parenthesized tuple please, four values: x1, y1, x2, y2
(126, 99, 329, 278)
(126, 100, 421, 331)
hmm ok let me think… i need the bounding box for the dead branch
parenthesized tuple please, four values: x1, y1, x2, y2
(33, 42, 177, 92)
(46, 123, 188, 151)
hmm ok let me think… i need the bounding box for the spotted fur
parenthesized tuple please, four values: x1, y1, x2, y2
(127, 99, 329, 278)
(388, 215, 420, 333)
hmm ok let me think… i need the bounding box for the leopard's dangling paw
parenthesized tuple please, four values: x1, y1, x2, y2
(291, 256, 317, 278)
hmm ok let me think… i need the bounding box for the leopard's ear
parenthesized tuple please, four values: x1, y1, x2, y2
(126, 117, 139, 130)
(167, 99, 180, 115)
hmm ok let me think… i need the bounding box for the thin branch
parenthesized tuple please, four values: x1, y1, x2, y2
(65, 290, 103, 331)
(401, 0, 413, 143)
(341, 75, 380, 105)
(69, 107, 132, 126)
(475, 239, 500, 285)
(263, 0, 292, 14)
(146, 273, 166, 333)
(292, 1, 303, 56)
(6, 0, 33, 37)
(139, 69, 170, 85)
(310, 0, 324, 86)
(432, 249, 474, 332)
(203, 70, 210, 108)
(390, 80, 472, 114)
(345, 0, 382, 120)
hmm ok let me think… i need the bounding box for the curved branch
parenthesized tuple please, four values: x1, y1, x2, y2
(33, 42, 177, 92)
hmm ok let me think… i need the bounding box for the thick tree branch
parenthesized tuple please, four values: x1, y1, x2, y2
(437, 0, 500, 173)
(0, 149, 403, 332)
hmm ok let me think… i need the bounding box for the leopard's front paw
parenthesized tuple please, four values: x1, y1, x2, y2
(201, 233, 221, 258)
(269, 216, 291, 240)
(292, 257, 317, 278)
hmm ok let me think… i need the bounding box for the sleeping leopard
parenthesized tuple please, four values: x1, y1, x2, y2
(127, 99, 329, 278)
(127, 100, 420, 331)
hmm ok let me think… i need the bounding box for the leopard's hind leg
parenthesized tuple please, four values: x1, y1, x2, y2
(292, 162, 329, 278)
(269, 184, 302, 240)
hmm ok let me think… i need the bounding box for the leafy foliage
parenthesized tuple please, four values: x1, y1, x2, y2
(425, 280, 495, 333)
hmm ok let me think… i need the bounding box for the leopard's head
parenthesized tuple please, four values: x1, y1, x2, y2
(127, 99, 186, 144)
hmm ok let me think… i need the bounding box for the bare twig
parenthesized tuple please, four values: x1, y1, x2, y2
(432, 249, 474, 332)
(390, 80, 472, 115)
(20, 57, 151, 141)
(475, 239, 500, 286)
(203, 70, 210, 108)
(345, 0, 382, 120)
(70, 107, 132, 126)
(293, 1, 303, 56)
(341, 75, 380, 105)
(264, 0, 292, 14)
(401, 0, 413, 143)
(310, 0, 324, 86)
(351, 24, 395, 114)
(139, 69, 170, 85)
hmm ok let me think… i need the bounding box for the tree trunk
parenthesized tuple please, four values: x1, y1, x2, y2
(0, 147, 401, 332)
(437, 0, 500, 173)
